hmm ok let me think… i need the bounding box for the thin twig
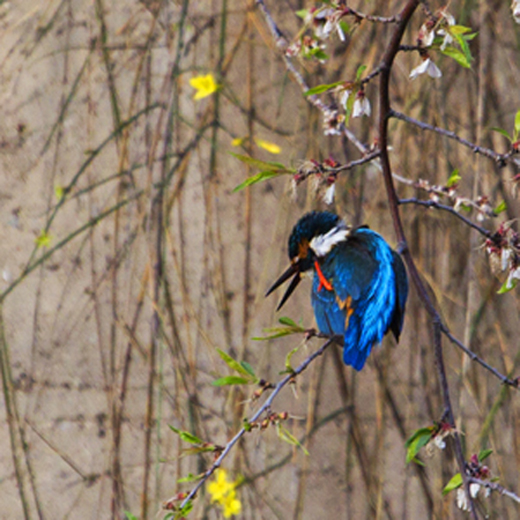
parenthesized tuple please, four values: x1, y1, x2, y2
(442, 328, 519, 389)
(469, 477, 520, 504)
(176, 337, 336, 511)
(390, 109, 519, 168)
(399, 198, 493, 238)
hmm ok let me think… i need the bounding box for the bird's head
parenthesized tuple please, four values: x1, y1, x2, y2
(266, 211, 350, 310)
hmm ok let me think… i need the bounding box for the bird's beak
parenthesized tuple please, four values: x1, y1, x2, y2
(265, 262, 301, 311)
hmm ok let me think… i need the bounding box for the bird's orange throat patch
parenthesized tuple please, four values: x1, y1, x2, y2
(314, 260, 333, 292)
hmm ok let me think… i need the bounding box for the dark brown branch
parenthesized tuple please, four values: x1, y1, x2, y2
(377, 1, 478, 518)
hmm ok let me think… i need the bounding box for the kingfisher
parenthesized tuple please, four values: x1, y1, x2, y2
(266, 211, 408, 371)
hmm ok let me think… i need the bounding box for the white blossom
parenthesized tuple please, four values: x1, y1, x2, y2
(456, 488, 469, 511)
(505, 266, 520, 290)
(470, 483, 480, 498)
(512, 0, 520, 23)
(433, 435, 446, 450)
(323, 183, 335, 205)
(410, 58, 442, 80)
(352, 93, 371, 118)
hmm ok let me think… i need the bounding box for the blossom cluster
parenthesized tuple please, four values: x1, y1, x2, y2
(486, 222, 520, 292)
(208, 469, 242, 518)
(292, 158, 339, 205)
(456, 454, 492, 511)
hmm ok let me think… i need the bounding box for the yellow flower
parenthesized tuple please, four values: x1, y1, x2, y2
(208, 469, 234, 503)
(208, 469, 242, 518)
(223, 493, 242, 518)
(35, 231, 52, 248)
(254, 138, 281, 154)
(189, 73, 218, 100)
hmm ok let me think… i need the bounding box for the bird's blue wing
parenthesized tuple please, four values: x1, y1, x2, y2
(311, 229, 402, 371)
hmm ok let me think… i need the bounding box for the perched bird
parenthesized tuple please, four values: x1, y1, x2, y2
(266, 211, 408, 370)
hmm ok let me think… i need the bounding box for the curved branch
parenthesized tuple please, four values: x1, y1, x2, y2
(399, 198, 493, 238)
(377, 1, 479, 518)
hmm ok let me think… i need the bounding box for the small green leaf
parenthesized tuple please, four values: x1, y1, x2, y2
(356, 64, 367, 81)
(490, 127, 512, 141)
(179, 500, 193, 516)
(284, 345, 300, 373)
(233, 171, 284, 192)
(449, 24, 472, 35)
(442, 473, 463, 495)
(229, 152, 288, 171)
(338, 21, 350, 36)
(124, 512, 138, 520)
(344, 85, 356, 126)
(169, 426, 204, 445)
(216, 348, 256, 378)
(446, 169, 461, 188)
(405, 427, 435, 464)
(440, 46, 471, 68)
(278, 316, 299, 327)
(497, 277, 516, 294)
(240, 361, 256, 378)
(276, 424, 309, 455)
(478, 448, 493, 462)
(307, 47, 329, 61)
(177, 473, 204, 483)
(304, 81, 344, 96)
(514, 110, 520, 140)
(212, 376, 251, 386)
(494, 200, 507, 214)
(295, 9, 308, 19)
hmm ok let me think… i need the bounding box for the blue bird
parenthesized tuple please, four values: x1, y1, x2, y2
(266, 211, 408, 371)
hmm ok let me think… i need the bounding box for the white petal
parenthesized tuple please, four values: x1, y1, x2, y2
(426, 60, 442, 78)
(470, 483, 480, 498)
(323, 183, 335, 205)
(352, 98, 363, 118)
(423, 30, 435, 47)
(456, 488, 469, 511)
(339, 89, 350, 108)
(501, 247, 512, 271)
(409, 59, 430, 80)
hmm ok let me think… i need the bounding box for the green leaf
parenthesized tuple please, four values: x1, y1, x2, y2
(514, 110, 520, 140)
(179, 500, 193, 516)
(229, 152, 288, 172)
(454, 33, 473, 65)
(276, 424, 309, 455)
(497, 277, 517, 294)
(177, 473, 204, 483)
(442, 473, 463, 495)
(338, 21, 350, 36)
(344, 85, 356, 126)
(304, 81, 344, 96)
(307, 47, 329, 61)
(295, 9, 308, 19)
(490, 127, 512, 141)
(212, 376, 251, 386)
(169, 426, 204, 445)
(216, 348, 256, 378)
(124, 513, 139, 520)
(240, 361, 256, 378)
(356, 64, 367, 81)
(233, 171, 284, 192)
(446, 169, 461, 188)
(252, 319, 305, 341)
(440, 46, 471, 68)
(285, 345, 300, 373)
(405, 427, 435, 464)
(278, 316, 299, 327)
(494, 200, 507, 214)
(478, 448, 493, 462)
(449, 24, 472, 35)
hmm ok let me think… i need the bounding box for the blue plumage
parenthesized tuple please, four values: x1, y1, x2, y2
(266, 211, 408, 371)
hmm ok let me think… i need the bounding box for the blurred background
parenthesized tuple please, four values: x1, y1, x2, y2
(0, 0, 519, 518)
